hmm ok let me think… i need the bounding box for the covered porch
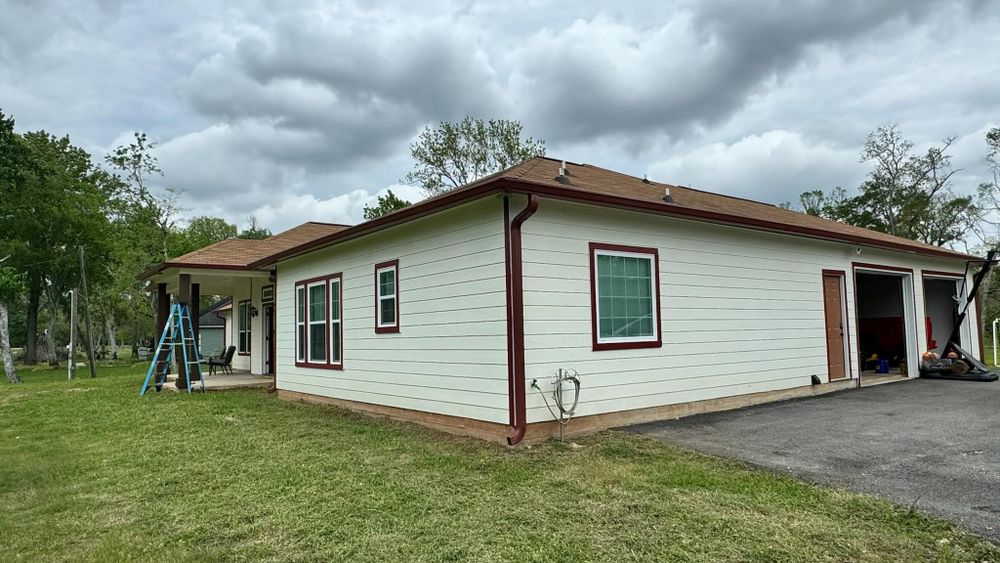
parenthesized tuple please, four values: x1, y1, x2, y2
(143, 265, 276, 390)
(162, 371, 273, 391)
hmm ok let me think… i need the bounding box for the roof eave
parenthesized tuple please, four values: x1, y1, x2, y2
(136, 262, 265, 282)
(248, 181, 506, 268)
(495, 178, 976, 262)
(247, 175, 975, 269)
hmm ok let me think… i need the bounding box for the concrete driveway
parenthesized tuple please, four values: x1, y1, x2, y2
(627, 379, 1000, 542)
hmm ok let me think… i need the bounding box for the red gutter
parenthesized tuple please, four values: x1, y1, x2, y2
(505, 194, 538, 446)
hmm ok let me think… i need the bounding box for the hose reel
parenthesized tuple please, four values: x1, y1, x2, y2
(531, 368, 581, 441)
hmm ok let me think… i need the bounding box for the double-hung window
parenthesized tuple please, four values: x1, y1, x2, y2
(237, 300, 251, 355)
(375, 259, 399, 333)
(329, 276, 342, 364)
(295, 273, 343, 369)
(590, 243, 662, 350)
(295, 287, 306, 362)
(307, 282, 327, 363)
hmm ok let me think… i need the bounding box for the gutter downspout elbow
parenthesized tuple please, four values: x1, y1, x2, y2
(506, 194, 539, 446)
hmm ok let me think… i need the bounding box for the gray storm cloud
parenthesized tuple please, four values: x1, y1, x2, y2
(1, 0, 997, 231)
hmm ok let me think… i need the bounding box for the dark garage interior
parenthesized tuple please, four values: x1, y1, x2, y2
(923, 277, 961, 354)
(856, 272, 908, 376)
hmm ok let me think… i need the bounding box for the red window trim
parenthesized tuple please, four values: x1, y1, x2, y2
(589, 242, 663, 351)
(236, 299, 251, 356)
(294, 273, 344, 370)
(374, 259, 400, 334)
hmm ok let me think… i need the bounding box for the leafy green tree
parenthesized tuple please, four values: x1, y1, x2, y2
(238, 216, 271, 239)
(104, 133, 183, 262)
(101, 132, 188, 354)
(171, 216, 237, 256)
(404, 117, 545, 196)
(796, 124, 978, 247)
(363, 189, 411, 221)
(0, 112, 114, 366)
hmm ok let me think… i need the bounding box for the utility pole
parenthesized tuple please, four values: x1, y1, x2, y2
(78, 246, 97, 378)
(67, 289, 77, 380)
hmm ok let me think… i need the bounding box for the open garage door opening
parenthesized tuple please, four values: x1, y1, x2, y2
(855, 269, 918, 384)
(922, 276, 967, 357)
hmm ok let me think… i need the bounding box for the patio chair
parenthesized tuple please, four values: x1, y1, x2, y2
(207, 345, 236, 375)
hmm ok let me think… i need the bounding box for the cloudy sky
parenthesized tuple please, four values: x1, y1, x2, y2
(2, 0, 998, 233)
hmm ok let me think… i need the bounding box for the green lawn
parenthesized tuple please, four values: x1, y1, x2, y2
(1, 365, 997, 562)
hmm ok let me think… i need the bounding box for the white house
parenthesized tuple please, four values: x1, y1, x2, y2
(141, 157, 983, 444)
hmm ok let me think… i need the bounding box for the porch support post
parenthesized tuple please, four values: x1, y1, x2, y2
(191, 283, 201, 344)
(175, 274, 201, 388)
(155, 283, 169, 377)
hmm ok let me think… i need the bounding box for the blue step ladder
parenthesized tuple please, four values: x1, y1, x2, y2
(140, 303, 205, 396)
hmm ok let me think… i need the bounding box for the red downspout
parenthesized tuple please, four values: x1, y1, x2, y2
(505, 194, 539, 445)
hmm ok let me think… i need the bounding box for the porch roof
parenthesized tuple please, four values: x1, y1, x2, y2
(138, 222, 350, 283)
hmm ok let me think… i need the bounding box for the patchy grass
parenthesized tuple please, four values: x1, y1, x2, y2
(1, 367, 997, 562)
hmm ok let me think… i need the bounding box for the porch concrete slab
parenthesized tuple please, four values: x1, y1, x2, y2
(164, 372, 272, 391)
(626, 378, 1000, 542)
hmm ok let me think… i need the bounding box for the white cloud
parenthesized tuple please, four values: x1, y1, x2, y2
(249, 183, 427, 232)
(649, 130, 864, 205)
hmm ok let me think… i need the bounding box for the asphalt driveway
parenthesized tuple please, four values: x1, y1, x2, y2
(627, 379, 1000, 542)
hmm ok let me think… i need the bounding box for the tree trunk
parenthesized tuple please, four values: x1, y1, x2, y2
(46, 313, 59, 367)
(44, 287, 60, 368)
(24, 274, 40, 364)
(0, 300, 21, 383)
(105, 317, 118, 357)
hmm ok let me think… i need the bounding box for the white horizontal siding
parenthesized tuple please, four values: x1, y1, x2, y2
(274, 197, 510, 423)
(226, 279, 266, 374)
(520, 199, 977, 424)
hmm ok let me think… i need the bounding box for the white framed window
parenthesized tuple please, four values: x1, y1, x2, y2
(295, 286, 306, 362)
(307, 282, 327, 363)
(590, 243, 661, 351)
(329, 276, 342, 365)
(375, 259, 399, 333)
(237, 300, 251, 355)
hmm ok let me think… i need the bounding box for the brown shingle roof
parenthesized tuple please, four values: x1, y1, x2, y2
(139, 222, 349, 279)
(497, 157, 973, 260)
(252, 156, 973, 266)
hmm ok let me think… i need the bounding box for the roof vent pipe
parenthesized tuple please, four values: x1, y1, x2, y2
(663, 187, 673, 203)
(554, 160, 571, 184)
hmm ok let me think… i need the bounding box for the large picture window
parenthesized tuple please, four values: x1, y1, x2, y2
(295, 273, 343, 369)
(589, 243, 661, 351)
(375, 259, 399, 333)
(237, 299, 251, 355)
